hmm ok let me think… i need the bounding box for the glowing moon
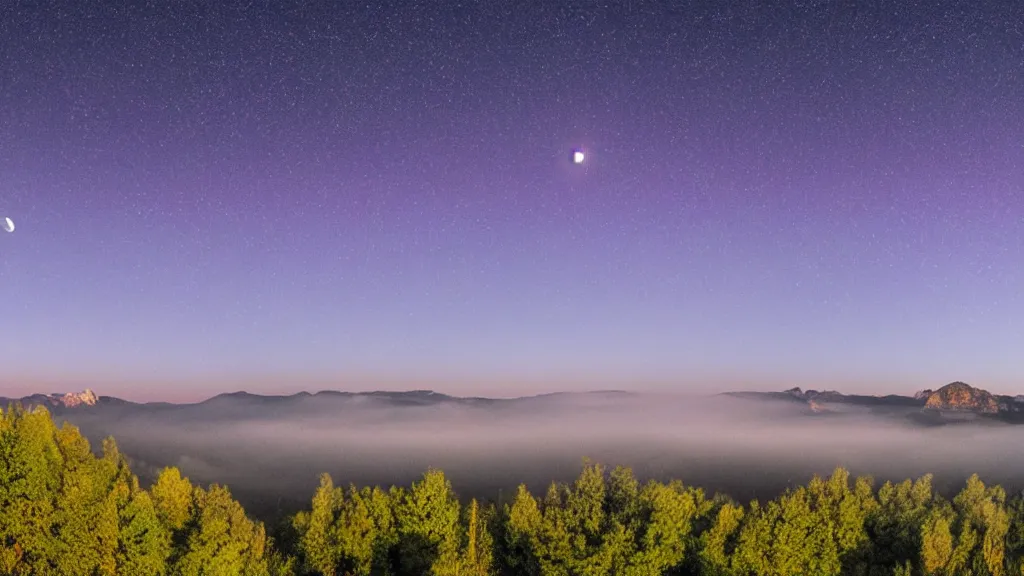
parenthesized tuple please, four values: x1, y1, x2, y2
(572, 149, 585, 164)
(2, 217, 12, 233)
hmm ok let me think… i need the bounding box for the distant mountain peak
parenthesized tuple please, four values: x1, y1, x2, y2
(0, 389, 100, 411)
(923, 381, 999, 414)
(50, 389, 98, 408)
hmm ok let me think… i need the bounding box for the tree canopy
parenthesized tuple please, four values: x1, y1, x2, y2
(2, 404, 1024, 575)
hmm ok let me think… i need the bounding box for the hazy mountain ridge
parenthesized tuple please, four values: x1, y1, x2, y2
(0, 387, 641, 419)
(725, 381, 1024, 424)
(4, 381, 1023, 425)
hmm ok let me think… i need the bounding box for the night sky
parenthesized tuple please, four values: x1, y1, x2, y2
(2, 1, 1022, 401)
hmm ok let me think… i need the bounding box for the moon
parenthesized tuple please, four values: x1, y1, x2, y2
(572, 149, 585, 164)
(2, 217, 12, 233)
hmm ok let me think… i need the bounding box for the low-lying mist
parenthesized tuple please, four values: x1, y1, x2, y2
(59, 392, 1024, 521)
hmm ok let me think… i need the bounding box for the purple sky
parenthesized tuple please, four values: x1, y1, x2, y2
(2, 1, 1022, 402)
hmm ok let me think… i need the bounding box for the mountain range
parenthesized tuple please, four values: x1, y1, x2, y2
(724, 381, 1024, 424)
(4, 381, 1024, 425)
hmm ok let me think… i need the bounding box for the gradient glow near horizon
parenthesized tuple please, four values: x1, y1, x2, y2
(1, 1, 1022, 401)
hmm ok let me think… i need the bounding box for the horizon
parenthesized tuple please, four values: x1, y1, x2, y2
(6, 366, 1022, 403)
(3, 375, 1021, 405)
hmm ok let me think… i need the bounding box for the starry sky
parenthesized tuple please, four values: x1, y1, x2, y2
(1, 0, 1022, 401)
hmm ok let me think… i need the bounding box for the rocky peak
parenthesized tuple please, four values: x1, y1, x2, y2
(923, 382, 999, 414)
(48, 389, 98, 408)
(913, 389, 933, 400)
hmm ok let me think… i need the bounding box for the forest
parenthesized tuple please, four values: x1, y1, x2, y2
(2, 404, 1023, 576)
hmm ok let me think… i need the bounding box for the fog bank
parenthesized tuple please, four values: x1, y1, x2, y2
(57, 392, 1024, 520)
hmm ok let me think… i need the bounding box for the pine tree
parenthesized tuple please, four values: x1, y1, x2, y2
(461, 498, 495, 576)
(0, 405, 64, 573)
(151, 466, 196, 532)
(170, 483, 271, 576)
(732, 500, 774, 575)
(952, 474, 1011, 576)
(1006, 495, 1024, 574)
(297, 473, 342, 575)
(628, 479, 704, 575)
(501, 484, 542, 576)
(866, 474, 937, 573)
(115, 485, 172, 576)
(50, 424, 113, 575)
(696, 500, 744, 576)
(921, 505, 954, 575)
(392, 468, 463, 576)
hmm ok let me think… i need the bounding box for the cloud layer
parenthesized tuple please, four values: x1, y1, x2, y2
(58, 392, 1024, 517)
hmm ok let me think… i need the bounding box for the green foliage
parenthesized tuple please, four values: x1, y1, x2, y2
(293, 474, 397, 576)
(171, 483, 272, 576)
(392, 468, 463, 575)
(151, 466, 195, 532)
(496, 461, 704, 576)
(8, 405, 1024, 576)
(461, 498, 496, 576)
(0, 405, 64, 573)
(0, 405, 283, 576)
(1006, 497, 1024, 574)
(500, 483, 543, 576)
(865, 474, 938, 573)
